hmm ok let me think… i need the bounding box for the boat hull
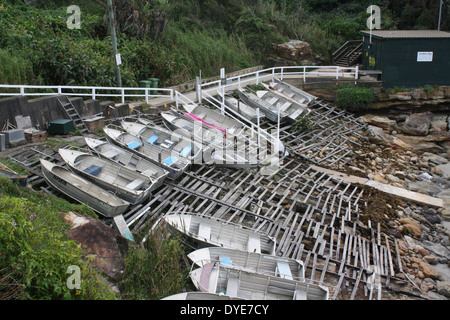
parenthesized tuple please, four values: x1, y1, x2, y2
(40, 159, 130, 217)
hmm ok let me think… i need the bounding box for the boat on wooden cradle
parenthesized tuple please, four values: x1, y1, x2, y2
(161, 292, 244, 300)
(238, 88, 289, 123)
(269, 78, 317, 106)
(162, 213, 276, 255)
(224, 95, 265, 124)
(161, 112, 234, 151)
(190, 262, 329, 300)
(84, 137, 168, 191)
(40, 159, 130, 217)
(103, 126, 188, 180)
(258, 83, 310, 123)
(181, 103, 247, 137)
(188, 247, 305, 281)
(58, 149, 153, 205)
(121, 120, 203, 163)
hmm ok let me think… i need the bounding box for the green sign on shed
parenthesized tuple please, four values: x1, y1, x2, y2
(361, 30, 450, 88)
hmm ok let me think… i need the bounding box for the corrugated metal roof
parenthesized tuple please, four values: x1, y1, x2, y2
(360, 30, 450, 39)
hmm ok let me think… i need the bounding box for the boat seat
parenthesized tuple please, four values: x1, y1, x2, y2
(147, 135, 159, 144)
(226, 277, 239, 297)
(125, 178, 145, 191)
(293, 289, 307, 300)
(179, 146, 192, 157)
(102, 150, 119, 160)
(276, 261, 293, 280)
(247, 235, 261, 253)
(163, 156, 178, 166)
(198, 223, 211, 240)
(289, 108, 305, 121)
(280, 102, 292, 112)
(128, 141, 141, 150)
(219, 256, 232, 267)
(83, 165, 102, 177)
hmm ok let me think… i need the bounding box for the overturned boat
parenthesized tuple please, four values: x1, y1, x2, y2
(40, 159, 130, 217)
(103, 126, 189, 180)
(188, 247, 305, 281)
(85, 137, 168, 191)
(58, 149, 153, 205)
(121, 120, 204, 163)
(190, 263, 329, 300)
(162, 213, 276, 255)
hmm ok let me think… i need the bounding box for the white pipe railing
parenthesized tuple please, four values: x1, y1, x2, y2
(0, 84, 174, 104)
(200, 65, 359, 93)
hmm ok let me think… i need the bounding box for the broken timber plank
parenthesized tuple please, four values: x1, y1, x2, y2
(310, 165, 444, 208)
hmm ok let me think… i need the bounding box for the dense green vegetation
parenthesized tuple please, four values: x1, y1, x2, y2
(335, 83, 374, 110)
(0, 0, 447, 87)
(0, 176, 189, 300)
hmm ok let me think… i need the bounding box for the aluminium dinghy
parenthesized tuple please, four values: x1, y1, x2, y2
(85, 137, 168, 191)
(103, 126, 189, 180)
(58, 149, 153, 205)
(188, 247, 305, 281)
(190, 263, 329, 300)
(40, 159, 130, 217)
(121, 120, 203, 163)
(162, 213, 276, 255)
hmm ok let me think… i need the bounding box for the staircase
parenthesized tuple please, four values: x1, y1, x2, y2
(56, 95, 90, 134)
(332, 40, 362, 67)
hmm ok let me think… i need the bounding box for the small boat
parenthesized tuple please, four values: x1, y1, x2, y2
(103, 126, 189, 180)
(85, 137, 168, 191)
(269, 78, 317, 106)
(40, 159, 130, 217)
(121, 120, 203, 163)
(58, 149, 153, 205)
(190, 263, 329, 300)
(188, 247, 305, 280)
(161, 112, 234, 151)
(181, 104, 247, 137)
(161, 292, 244, 300)
(259, 83, 310, 123)
(238, 88, 289, 123)
(224, 95, 265, 124)
(162, 213, 276, 255)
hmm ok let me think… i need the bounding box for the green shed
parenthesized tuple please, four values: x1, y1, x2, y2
(361, 30, 450, 88)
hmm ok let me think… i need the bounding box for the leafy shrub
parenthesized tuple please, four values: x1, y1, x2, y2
(118, 224, 189, 300)
(335, 85, 374, 110)
(0, 177, 115, 300)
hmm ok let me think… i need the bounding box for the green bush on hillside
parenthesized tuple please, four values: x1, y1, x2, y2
(335, 85, 374, 110)
(0, 177, 115, 300)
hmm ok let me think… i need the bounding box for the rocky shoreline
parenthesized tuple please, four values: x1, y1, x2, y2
(343, 111, 450, 299)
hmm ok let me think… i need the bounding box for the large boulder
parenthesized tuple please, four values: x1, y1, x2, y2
(366, 125, 412, 150)
(402, 112, 434, 136)
(272, 40, 312, 62)
(64, 212, 128, 280)
(359, 114, 397, 131)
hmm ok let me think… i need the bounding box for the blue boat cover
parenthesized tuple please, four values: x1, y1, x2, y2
(128, 141, 141, 150)
(163, 156, 177, 166)
(83, 165, 102, 177)
(147, 135, 158, 144)
(179, 146, 192, 157)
